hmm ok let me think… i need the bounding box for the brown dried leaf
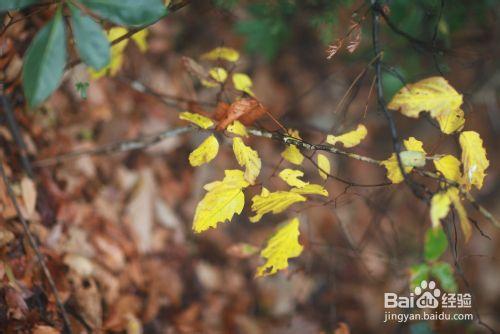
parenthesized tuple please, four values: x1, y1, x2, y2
(346, 24, 362, 53)
(21, 177, 37, 217)
(216, 98, 266, 130)
(33, 325, 60, 334)
(326, 39, 343, 60)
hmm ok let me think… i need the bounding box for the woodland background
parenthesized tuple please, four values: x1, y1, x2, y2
(0, 0, 499, 333)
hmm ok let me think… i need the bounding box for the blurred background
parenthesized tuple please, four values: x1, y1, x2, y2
(1, 0, 499, 333)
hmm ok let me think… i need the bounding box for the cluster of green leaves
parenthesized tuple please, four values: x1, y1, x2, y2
(1, 0, 167, 107)
(411, 227, 457, 293)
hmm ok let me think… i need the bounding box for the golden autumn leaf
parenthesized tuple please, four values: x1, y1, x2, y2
(250, 188, 306, 223)
(459, 131, 489, 190)
(232, 137, 261, 184)
(430, 191, 451, 228)
(326, 124, 367, 148)
(291, 184, 328, 197)
(89, 27, 148, 78)
(433, 155, 461, 182)
(193, 170, 249, 233)
(189, 135, 219, 166)
(281, 129, 304, 165)
(435, 108, 465, 134)
(388, 76, 463, 118)
(279, 169, 308, 188)
(226, 120, 248, 137)
(233, 73, 255, 96)
(179, 111, 214, 129)
(256, 218, 303, 277)
(430, 188, 471, 241)
(202, 67, 228, 87)
(201, 47, 240, 62)
(381, 137, 426, 183)
(317, 153, 330, 180)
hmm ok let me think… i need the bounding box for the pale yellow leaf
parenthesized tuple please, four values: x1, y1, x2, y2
(232, 137, 261, 184)
(381, 137, 426, 183)
(326, 124, 367, 148)
(433, 155, 461, 182)
(179, 111, 214, 129)
(232, 73, 254, 96)
(317, 153, 330, 180)
(226, 120, 248, 137)
(250, 189, 306, 223)
(189, 135, 219, 166)
(400, 150, 426, 168)
(193, 170, 249, 233)
(21, 177, 37, 217)
(388, 76, 463, 118)
(435, 108, 465, 134)
(256, 218, 303, 277)
(201, 47, 240, 62)
(291, 184, 328, 197)
(459, 131, 489, 190)
(131, 29, 148, 53)
(278, 169, 308, 188)
(430, 191, 451, 228)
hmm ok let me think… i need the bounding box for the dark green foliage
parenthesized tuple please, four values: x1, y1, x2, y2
(69, 4, 110, 70)
(22, 9, 67, 107)
(79, 0, 167, 27)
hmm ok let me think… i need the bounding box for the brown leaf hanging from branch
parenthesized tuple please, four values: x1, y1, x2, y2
(346, 23, 362, 53)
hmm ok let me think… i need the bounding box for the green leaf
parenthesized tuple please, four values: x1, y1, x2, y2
(22, 9, 67, 107)
(69, 4, 110, 70)
(75, 82, 90, 99)
(424, 227, 448, 261)
(431, 262, 458, 292)
(409, 263, 430, 290)
(0, 0, 37, 11)
(79, 0, 167, 27)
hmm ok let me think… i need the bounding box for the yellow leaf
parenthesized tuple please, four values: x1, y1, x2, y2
(381, 137, 426, 183)
(226, 120, 248, 137)
(447, 188, 471, 241)
(232, 73, 254, 96)
(435, 108, 465, 134)
(430, 188, 471, 241)
(201, 47, 240, 62)
(193, 170, 249, 232)
(430, 191, 451, 228)
(399, 150, 426, 168)
(189, 135, 219, 166)
(250, 189, 306, 223)
(131, 29, 148, 53)
(291, 184, 328, 197)
(281, 129, 304, 165)
(179, 111, 214, 129)
(433, 155, 461, 182)
(278, 169, 308, 188)
(232, 137, 261, 184)
(459, 131, 489, 190)
(89, 27, 130, 78)
(326, 124, 367, 148)
(317, 153, 330, 180)
(256, 218, 303, 277)
(202, 67, 228, 87)
(388, 76, 463, 118)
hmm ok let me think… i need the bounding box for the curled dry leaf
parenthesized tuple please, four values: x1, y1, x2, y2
(346, 23, 361, 53)
(216, 98, 266, 130)
(326, 39, 342, 60)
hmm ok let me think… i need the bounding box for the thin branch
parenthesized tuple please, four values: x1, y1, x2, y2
(0, 162, 72, 333)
